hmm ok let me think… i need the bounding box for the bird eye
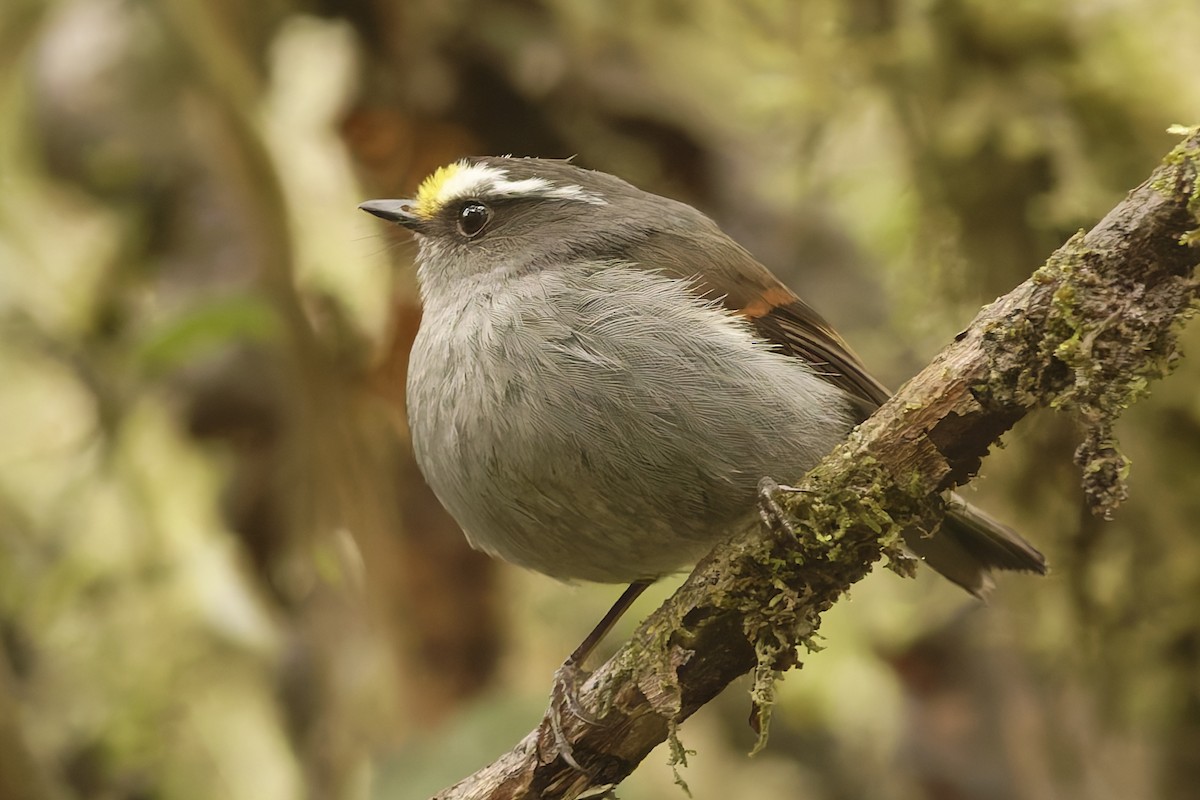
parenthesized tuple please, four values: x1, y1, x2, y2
(456, 201, 492, 238)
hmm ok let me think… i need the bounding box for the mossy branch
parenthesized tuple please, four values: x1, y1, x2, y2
(431, 128, 1200, 800)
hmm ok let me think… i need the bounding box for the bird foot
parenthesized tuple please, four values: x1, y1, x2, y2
(546, 658, 602, 771)
(757, 476, 807, 538)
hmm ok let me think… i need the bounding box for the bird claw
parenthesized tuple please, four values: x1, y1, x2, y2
(547, 658, 601, 772)
(757, 476, 806, 538)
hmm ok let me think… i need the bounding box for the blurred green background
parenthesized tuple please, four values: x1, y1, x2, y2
(1, 1, 1199, 799)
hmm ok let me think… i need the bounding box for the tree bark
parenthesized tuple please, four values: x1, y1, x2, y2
(431, 128, 1200, 800)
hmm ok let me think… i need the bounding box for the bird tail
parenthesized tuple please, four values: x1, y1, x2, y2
(902, 493, 1046, 597)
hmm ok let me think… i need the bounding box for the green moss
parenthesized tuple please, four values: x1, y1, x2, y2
(736, 451, 939, 752)
(666, 719, 695, 795)
(1157, 125, 1200, 246)
(984, 128, 1200, 517)
(599, 450, 937, 762)
(1156, 125, 1200, 222)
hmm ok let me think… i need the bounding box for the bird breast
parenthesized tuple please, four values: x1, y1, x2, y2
(405, 262, 854, 583)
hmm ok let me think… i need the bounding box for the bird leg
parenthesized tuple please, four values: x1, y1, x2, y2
(547, 579, 652, 770)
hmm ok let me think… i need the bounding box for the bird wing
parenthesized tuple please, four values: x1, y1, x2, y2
(623, 225, 1047, 587)
(626, 228, 890, 419)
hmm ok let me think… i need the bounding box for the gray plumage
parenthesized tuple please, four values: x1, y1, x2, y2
(364, 156, 1046, 592)
(408, 261, 851, 582)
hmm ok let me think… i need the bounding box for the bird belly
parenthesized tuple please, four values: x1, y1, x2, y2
(406, 266, 853, 583)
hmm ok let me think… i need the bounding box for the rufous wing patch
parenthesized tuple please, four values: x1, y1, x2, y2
(739, 286, 799, 319)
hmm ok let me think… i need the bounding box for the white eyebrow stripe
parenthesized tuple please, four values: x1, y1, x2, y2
(435, 164, 506, 204)
(438, 163, 607, 208)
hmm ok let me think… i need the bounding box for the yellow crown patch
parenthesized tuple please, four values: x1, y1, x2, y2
(413, 163, 462, 218)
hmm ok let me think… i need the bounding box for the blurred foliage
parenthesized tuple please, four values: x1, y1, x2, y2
(1, 1, 1199, 799)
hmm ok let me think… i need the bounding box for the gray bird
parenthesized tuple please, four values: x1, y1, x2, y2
(361, 156, 1045, 663)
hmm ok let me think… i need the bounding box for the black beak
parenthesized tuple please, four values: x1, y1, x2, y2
(359, 199, 424, 231)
